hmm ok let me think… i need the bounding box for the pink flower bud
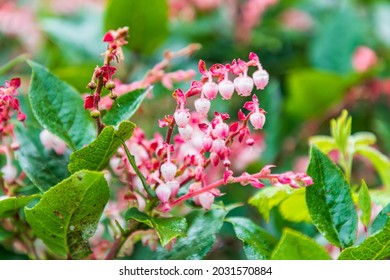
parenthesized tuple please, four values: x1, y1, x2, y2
(223, 159, 231, 167)
(198, 192, 214, 210)
(215, 123, 229, 139)
(202, 135, 213, 151)
(202, 81, 218, 100)
(218, 80, 234, 100)
(166, 180, 180, 198)
(211, 138, 225, 154)
(246, 138, 255, 146)
(234, 76, 254, 96)
(1, 165, 17, 183)
(178, 124, 193, 141)
(161, 162, 177, 181)
(156, 184, 171, 203)
(352, 46, 378, 73)
(253, 69, 269, 90)
(194, 98, 211, 116)
(249, 112, 266, 129)
(174, 110, 190, 128)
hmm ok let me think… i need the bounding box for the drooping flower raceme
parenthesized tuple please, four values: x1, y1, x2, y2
(105, 49, 312, 213)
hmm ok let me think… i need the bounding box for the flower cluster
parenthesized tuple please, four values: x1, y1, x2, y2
(108, 52, 312, 213)
(0, 78, 25, 139)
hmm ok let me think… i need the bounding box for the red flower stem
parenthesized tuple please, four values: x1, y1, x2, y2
(94, 75, 105, 135)
(165, 117, 176, 144)
(171, 171, 279, 208)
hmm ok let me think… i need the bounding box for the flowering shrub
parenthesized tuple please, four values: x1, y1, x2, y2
(1, 0, 390, 260)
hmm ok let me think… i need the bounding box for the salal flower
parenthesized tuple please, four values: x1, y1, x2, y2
(156, 184, 171, 203)
(1, 164, 17, 183)
(234, 75, 254, 96)
(39, 129, 67, 155)
(178, 124, 193, 141)
(202, 81, 218, 100)
(174, 109, 190, 128)
(194, 98, 211, 116)
(244, 94, 267, 130)
(218, 79, 234, 99)
(252, 69, 269, 90)
(250, 113, 266, 129)
(160, 161, 177, 181)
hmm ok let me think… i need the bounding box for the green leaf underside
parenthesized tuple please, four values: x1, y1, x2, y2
(249, 186, 311, 223)
(370, 203, 390, 235)
(0, 195, 40, 218)
(25, 171, 109, 259)
(226, 217, 277, 260)
(271, 228, 332, 260)
(103, 88, 149, 126)
(125, 208, 187, 247)
(105, 0, 168, 54)
(306, 146, 358, 248)
(15, 124, 71, 192)
(27, 60, 95, 150)
(68, 121, 135, 174)
(355, 145, 390, 191)
(339, 220, 390, 260)
(358, 180, 372, 227)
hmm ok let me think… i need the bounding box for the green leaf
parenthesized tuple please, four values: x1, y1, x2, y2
(105, 0, 168, 54)
(25, 171, 109, 259)
(309, 7, 363, 74)
(0, 227, 13, 242)
(358, 180, 372, 227)
(370, 203, 390, 235)
(355, 145, 390, 191)
(339, 221, 390, 260)
(306, 146, 358, 248)
(352, 132, 377, 147)
(0, 195, 40, 218)
(249, 186, 311, 223)
(27, 60, 95, 150)
(285, 70, 349, 119)
(309, 136, 337, 154)
(278, 189, 311, 223)
(68, 121, 135, 174)
(271, 228, 332, 260)
(15, 124, 71, 192)
(226, 217, 277, 260)
(125, 208, 187, 247)
(102, 88, 149, 126)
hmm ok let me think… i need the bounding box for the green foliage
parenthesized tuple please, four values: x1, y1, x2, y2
(15, 124, 71, 192)
(125, 208, 187, 247)
(102, 88, 149, 126)
(271, 228, 332, 260)
(27, 61, 95, 151)
(358, 180, 372, 227)
(339, 221, 390, 260)
(370, 203, 390, 235)
(68, 121, 135, 174)
(25, 171, 109, 259)
(249, 186, 311, 223)
(105, 0, 168, 54)
(0, 194, 40, 218)
(226, 217, 277, 260)
(309, 7, 363, 74)
(285, 70, 349, 119)
(306, 146, 358, 248)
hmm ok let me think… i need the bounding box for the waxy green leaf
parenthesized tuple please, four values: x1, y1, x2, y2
(271, 229, 332, 260)
(103, 88, 149, 126)
(125, 208, 187, 247)
(249, 186, 311, 223)
(105, 0, 168, 54)
(15, 124, 71, 192)
(358, 180, 372, 227)
(306, 146, 358, 248)
(226, 217, 277, 260)
(370, 203, 390, 235)
(68, 121, 135, 174)
(0, 194, 40, 218)
(25, 171, 109, 259)
(339, 220, 390, 260)
(27, 61, 95, 150)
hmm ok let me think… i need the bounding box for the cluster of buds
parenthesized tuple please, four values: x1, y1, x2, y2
(84, 27, 129, 123)
(109, 52, 312, 213)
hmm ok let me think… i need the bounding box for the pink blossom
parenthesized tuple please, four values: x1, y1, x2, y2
(352, 46, 378, 73)
(39, 129, 67, 155)
(280, 9, 313, 32)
